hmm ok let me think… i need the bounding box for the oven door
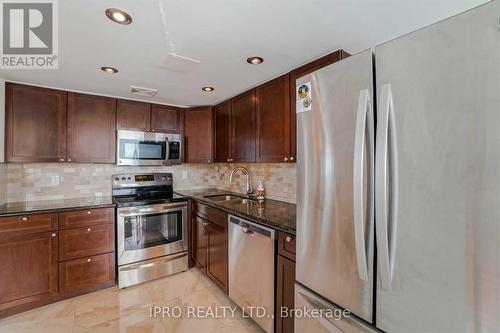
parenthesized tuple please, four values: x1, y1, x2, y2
(117, 130, 168, 166)
(117, 202, 188, 266)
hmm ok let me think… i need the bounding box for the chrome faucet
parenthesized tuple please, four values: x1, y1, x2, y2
(229, 166, 253, 196)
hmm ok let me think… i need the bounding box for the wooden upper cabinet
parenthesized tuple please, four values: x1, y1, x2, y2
(67, 92, 117, 164)
(185, 107, 213, 163)
(214, 100, 232, 162)
(151, 104, 184, 133)
(116, 99, 151, 131)
(231, 90, 256, 162)
(5, 83, 67, 162)
(256, 74, 290, 163)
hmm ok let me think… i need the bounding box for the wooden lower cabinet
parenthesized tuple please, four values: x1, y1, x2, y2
(276, 254, 296, 333)
(206, 220, 228, 293)
(191, 201, 228, 293)
(192, 216, 208, 270)
(0, 208, 116, 318)
(59, 253, 115, 293)
(0, 232, 58, 310)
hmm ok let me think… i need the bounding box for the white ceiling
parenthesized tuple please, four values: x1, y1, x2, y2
(0, 0, 489, 107)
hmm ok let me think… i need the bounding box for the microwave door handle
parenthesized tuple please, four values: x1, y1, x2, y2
(165, 137, 170, 162)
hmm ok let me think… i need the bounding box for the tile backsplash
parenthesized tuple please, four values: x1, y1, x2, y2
(5, 163, 296, 204)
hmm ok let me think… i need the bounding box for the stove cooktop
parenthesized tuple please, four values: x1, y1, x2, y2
(113, 193, 187, 208)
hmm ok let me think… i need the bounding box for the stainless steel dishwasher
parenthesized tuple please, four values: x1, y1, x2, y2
(228, 214, 275, 333)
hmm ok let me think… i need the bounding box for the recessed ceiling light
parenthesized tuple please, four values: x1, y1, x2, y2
(101, 66, 118, 74)
(247, 56, 264, 65)
(105, 8, 132, 25)
(202, 86, 214, 92)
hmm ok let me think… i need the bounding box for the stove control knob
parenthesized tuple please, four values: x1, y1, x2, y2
(114, 177, 119, 181)
(161, 176, 166, 181)
(121, 177, 126, 180)
(127, 177, 131, 180)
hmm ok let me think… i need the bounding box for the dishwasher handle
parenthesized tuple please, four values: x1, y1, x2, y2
(229, 215, 275, 239)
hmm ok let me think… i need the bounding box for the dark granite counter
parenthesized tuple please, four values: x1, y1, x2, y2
(0, 196, 116, 217)
(176, 188, 296, 235)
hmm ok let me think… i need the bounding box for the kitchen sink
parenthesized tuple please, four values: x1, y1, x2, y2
(204, 194, 256, 205)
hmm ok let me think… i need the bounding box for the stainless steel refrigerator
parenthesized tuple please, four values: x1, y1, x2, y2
(295, 1, 499, 332)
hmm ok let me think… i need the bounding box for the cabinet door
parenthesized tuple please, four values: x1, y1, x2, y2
(5, 83, 67, 162)
(67, 92, 116, 163)
(191, 216, 208, 271)
(0, 232, 58, 306)
(256, 74, 290, 162)
(276, 255, 296, 333)
(231, 90, 256, 162)
(214, 100, 232, 162)
(206, 221, 228, 293)
(117, 99, 151, 131)
(185, 107, 213, 163)
(151, 104, 184, 133)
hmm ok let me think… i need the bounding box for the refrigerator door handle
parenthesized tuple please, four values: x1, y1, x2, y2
(375, 83, 399, 290)
(353, 88, 374, 282)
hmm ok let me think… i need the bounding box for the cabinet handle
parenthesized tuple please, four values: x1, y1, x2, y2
(152, 129, 155, 132)
(208, 160, 211, 163)
(285, 236, 292, 242)
(59, 158, 65, 162)
(290, 156, 295, 161)
(21, 216, 28, 222)
(284, 157, 289, 162)
(87, 211, 92, 215)
(67, 158, 72, 162)
(87, 258, 92, 262)
(87, 227, 91, 232)
(203, 222, 208, 227)
(51, 233, 56, 237)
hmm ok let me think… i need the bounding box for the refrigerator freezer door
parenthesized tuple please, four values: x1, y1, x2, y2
(294, 283, 379, 333)
(375, 1, 500, 332)
(296, 49, 375, 322)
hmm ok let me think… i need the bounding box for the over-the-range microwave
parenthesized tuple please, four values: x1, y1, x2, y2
(116, 130, 183, 166)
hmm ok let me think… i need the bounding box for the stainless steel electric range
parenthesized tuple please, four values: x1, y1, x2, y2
(112, 173, 188, 288)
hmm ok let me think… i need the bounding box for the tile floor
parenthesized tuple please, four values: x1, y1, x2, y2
(0, 268, 264, 333)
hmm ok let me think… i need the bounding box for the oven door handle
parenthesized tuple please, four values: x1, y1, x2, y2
(119, 207, 183, 218)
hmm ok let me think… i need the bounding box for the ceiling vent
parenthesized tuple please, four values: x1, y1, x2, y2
(130, 85, 158, 97)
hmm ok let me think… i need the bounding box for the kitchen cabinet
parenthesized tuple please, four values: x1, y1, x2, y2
(192, 215, 208, 270)
(214, 100, 232, 162)
(151, 104, 184, 133)
(276, 255, 296, 333)
(67, 92, 117, 164)
(289, 50, 350, 160)
(191, 201, 228, 293)
(5, 83, 67, 163)
(256, 74, 291, 163)
(231, 89, 256, 162)
(0, 207, 116, 318)
(185, 107, 213, 163)
(276, 231, 296, 333)
(0, 231, 58, 310)
(117, 99, 151, 131)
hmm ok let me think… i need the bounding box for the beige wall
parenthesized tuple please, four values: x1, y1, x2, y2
(5, 163, 296, 204)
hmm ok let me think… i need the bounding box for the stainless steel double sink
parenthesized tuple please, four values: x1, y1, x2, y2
(203, 194, 257, 205)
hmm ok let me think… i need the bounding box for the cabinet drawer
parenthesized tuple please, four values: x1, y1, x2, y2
(59, 224, 115, 261)
(0, 213, 58, 238)
(59, 207, 114, 230)
(277, 231, 296, 261)
(59, 253, 115, 292)
(192, 201, 227, 228)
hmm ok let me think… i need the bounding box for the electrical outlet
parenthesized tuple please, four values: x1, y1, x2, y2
(51, 175, 59, 185)
(182, 171, 188, 180)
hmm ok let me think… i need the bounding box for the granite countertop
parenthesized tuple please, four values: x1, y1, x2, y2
(0, 197, 116, 217)
(176, 188, 296, 235)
